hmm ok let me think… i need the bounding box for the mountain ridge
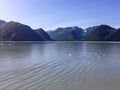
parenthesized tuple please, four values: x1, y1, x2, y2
(0, 20, 120, 41)
(47, 26, 85, 41)
(0, 21, 44, 41)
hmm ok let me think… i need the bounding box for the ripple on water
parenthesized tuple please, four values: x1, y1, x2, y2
(0, 42, 120, 90)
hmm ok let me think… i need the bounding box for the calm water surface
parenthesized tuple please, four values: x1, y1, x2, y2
(0, 41, 120, 90)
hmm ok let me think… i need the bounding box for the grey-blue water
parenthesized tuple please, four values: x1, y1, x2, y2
(0, 41, 120, 90)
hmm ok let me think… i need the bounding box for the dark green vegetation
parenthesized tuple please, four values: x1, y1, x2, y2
(83, 25, 114, 41)
(48, 25, 120, 41)
(0, 20, 53, 41)
(47, 26, 85, 41)
(83, 25, 120, 41)
(35, 28, 53, 41)
(0, 20, 120, 41)
(0, 21, 44, 41)
(106, 28, 120, 41)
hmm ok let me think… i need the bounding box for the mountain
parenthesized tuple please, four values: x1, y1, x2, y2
(0, 21, 44, 41)
(47, 26, 85, 41)
(105, 28, 120, 41)
(0, 20, 6, 26)
(35, 28, 53, 41)
(83, 25, 114, 41)
(0, 19, 119, 41)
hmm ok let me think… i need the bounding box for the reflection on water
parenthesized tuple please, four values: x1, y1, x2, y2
(0, 41, 120, 90)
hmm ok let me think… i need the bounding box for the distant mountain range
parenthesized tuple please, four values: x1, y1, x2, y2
(35, 28, 53, 41)
(47, 26, 85, 41)
(83, 25, 114, 41)
(83, 25, 120, 41)
(0, 20, 51, 41)
(0, 20, 120, 41)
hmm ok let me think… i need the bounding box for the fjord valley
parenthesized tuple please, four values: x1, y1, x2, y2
(0, 20, 120, 41)
(0, 0, 120, 90)
(47, 26, 85, 41)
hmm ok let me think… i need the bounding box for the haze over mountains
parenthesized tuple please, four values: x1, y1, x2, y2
(47, 26, 85, 41)
(0, 20, 50, 41)
(0, 20, 120, 41)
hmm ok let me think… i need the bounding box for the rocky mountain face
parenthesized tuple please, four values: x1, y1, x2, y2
(0, 19, 120, 41)
(105, 28, 120, 41)
(0, 20, 6, 26)
(0, 21, 44, 41)
(83, 25, 115, 41)
(47, 26, 85, 41)
(35, 28, 53, 41)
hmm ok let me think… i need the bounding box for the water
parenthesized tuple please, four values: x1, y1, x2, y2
(0, 41, 120, 90)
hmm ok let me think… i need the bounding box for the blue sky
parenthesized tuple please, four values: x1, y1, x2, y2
(0, 0, 119, 30)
